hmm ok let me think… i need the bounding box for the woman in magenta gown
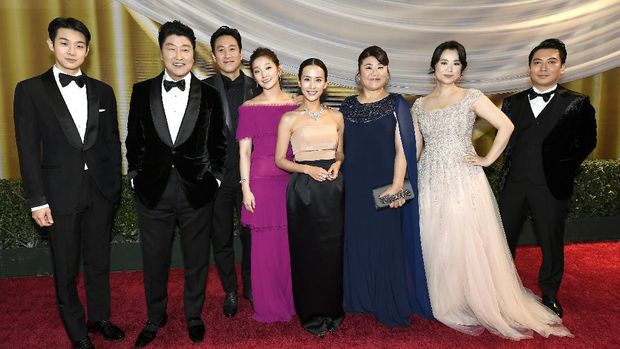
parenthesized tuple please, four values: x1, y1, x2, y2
(236, 47, 296, 322)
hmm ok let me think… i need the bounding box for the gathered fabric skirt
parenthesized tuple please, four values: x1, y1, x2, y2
(418, 153, 572, 339)
(243, 172, 294, 323)
(287, 159, 345, 335)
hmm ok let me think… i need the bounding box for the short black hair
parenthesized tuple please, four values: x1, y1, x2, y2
(298, 58, 328, 80)
(210, 26, 242, 51)
(528, 38, 567, 65)
(158, 20, 196, 49)
(48, 17, 91, 45)
(429, 41, 467, 74)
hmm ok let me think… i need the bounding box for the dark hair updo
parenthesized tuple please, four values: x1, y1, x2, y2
(429, 41, 467, 74)
(298, 58, 328, 80)
(250, 47, 280, 69)
(357, 45, 389, 72)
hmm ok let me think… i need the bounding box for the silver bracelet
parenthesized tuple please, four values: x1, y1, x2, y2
(239, 178, 248, 184)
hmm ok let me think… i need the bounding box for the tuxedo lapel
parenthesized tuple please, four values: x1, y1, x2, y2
(174, 74, 202, 147)
(242, 74, 255, 105)
(538, 87, 569, 136)
(512, 92, 536, 128)
(149, 73, 174, 147)
(212, 74, 232, 130)
(83, 76, 100, 150)
(242, 77, 250, 101)
(41, 69, 84, 149)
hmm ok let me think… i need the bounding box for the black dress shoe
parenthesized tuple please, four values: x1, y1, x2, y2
(242, 289, 253, 307)
(134, 318, 166, 348)
(87, 320, 125, 340)
(187, 322, 205, 343)
(74, 337, 94, 349)
(542, 295, 563, 318)
(223, 291, 238, 317)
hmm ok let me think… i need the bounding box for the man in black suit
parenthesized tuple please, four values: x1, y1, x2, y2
(126, 20, 226, 347)
(499, 38, 597, 318)
(204, 26, 260, 317)
(13, 17, 125, 349)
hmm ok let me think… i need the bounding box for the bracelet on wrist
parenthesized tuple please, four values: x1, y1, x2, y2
(239, 178, 248, 184)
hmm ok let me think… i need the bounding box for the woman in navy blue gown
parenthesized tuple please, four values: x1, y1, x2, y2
(341, 46, 433, 326)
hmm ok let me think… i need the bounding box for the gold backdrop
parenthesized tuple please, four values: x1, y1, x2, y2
(1, 0, 618, 179)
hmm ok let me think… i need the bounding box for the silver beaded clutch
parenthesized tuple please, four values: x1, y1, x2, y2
(372, 180, 415, 209)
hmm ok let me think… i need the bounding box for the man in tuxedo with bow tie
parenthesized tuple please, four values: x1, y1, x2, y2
(13, 17, 124, 349)
(126, 20, 226, 347)
(499, 38, 597, 318)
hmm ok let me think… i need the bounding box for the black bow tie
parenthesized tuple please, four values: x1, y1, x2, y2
(163, 79, 186, 92)
(59, 73, 86, 88)
(528, 89, 556, 102)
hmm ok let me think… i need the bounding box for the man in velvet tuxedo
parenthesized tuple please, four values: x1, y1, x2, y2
(204, 26, 260, 317)
(126, 21, 226, 347)
(499, 38, 597, 318)
(13, 17, 124, 349)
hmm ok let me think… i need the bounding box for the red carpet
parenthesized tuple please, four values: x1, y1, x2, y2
(0, 242, 618, 349)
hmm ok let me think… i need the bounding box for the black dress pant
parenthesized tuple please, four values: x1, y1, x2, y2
(499, 178, 569, 297)
(210, 169, 251, 296)
(136, 169, 212, 325)
(48, 171, 115, 341)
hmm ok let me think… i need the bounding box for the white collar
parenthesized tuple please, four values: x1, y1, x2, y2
(532, 84, 558, 94)
(163, 70, 191, 83)
(53, 65, 83, 78)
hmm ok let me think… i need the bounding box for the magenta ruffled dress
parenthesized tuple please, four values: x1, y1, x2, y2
(236, 104, 297, 322)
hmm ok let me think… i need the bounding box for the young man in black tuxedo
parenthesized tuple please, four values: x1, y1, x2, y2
(13, 17, 124, 349)
(126, 20, 226, 347)
(499, 38, 597, 318)
(204, 26, 260, 318)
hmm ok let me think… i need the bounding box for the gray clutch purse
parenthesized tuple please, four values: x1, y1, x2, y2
(372, 180, 415, 209)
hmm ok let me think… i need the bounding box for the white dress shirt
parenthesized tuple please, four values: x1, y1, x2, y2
(154, 71, 220, 188)
(53, 65, 88, 142)
(34, 66, 89, 211)
(162, 71, 191, 143)
(529, 84, 557, 118)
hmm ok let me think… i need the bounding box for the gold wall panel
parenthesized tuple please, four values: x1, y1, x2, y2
(1, 0, 618, 179)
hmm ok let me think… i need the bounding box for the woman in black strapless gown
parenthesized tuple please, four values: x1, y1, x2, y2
(275, 58, 345, 336)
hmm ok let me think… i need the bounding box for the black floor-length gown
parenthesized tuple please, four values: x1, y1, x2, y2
(286, 122, 344, 335)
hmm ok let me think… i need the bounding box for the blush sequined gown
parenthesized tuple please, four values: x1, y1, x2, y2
(413, 89, 572, 340)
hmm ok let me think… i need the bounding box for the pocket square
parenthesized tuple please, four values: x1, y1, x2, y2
(98, 108, 106, 112)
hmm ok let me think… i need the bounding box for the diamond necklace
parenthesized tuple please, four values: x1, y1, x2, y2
(304, 105, 324, 120)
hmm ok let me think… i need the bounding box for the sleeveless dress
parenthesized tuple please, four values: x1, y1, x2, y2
(236, 104, 296, 323)
(287, 122, 344, 335)
(341, 94, 433, 327)
(413, 88, 572, 339)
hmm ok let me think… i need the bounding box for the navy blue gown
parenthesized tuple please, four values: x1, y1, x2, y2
(341, 94, 433, 326)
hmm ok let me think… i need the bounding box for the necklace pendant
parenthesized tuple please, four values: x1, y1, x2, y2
(304, 105, 324, 120)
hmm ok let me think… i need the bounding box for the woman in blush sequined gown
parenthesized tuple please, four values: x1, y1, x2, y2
(341, 46, 434, 327)
(275, 58, 345, 337)
(411, 41, 572, 340)
(237, 48, 296, 323)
